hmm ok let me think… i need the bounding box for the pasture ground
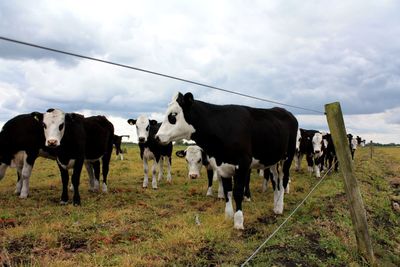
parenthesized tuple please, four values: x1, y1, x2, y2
(0, 145, 399, 266)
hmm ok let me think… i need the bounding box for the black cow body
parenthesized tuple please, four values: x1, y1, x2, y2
(113, 134, 129, 160)
(156, 92, 298, 229)
(298, 129, 326, 178)
(39, 111, 114, 205)
(0, 113, 46, 198)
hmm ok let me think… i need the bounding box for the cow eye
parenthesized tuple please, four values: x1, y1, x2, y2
(168, 113, 177, 124)
(197, 159, 201, 163)
(146, 125, 150, 131)
(59, 123, 64, 131)
(42, 122, 47, 129)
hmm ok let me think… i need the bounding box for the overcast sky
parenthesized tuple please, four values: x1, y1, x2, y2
(0, 0, 399, 143)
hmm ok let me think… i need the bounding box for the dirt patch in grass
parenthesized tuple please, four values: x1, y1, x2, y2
(57, 232, 89, 252)
(0, 218, 17, 228)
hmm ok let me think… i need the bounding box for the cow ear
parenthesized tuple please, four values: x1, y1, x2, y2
(149, 120, 157, 126)
(175, 150, 186, 158)
(66, 113, 83, 123)
(31, 112, 43, 122)
(183, 92, 194, 107)
(127, 119, 136, 125)
(46, 108, 55, 113)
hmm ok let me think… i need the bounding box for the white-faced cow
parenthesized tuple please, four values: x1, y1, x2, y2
(347, 134, 358, 160)
(127, 115, 173, 189)
(176, 145, 223, 198)
(155, 92, 298, 229)
(37, 109, 114, 205)
(298, 129, 326, 178)
(113, 134, 129, 160)
(0, 113, 47, 198)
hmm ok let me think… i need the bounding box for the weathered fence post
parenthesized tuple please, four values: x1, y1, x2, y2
(370, 140, 373, 159)
(325, 102, 375, 264)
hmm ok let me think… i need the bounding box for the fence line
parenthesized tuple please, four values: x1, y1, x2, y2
(0, 35, 324, 114)
(241, 161, 337, 266)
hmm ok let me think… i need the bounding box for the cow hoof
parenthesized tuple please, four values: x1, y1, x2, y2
(73, 202, 81, 206)
(69, 185, 74, 192)
(19, 193, 28, 199)
(273, 208, 283, 215)
(60, 200, 68, 205)
(234, 211, 244, 230)
(244, 196, 251, 202)
(14, 190, 21, 195)
(206, 188, 213, 197)
(217, 193, 225, 199)
(102, 183, 108, 193)
(158, 176, 163, 182)
(167, 178, 172, 184)
(225, 206, 234, 219)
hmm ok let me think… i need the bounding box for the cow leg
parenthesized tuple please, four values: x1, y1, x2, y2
(271, 163, 285, 214)
(101, 151, 112, 193)
(143, 158, 149, 188)
(151, 160, 158, 189)
(233, 164, 249, 230)
(206, 168, 213, 196)
(15, 169, 22, 195)
(306, 154, 314, 173)
(166, 156, 172, 183)
(120, 153, 124, 161)
(58, 164, 70, 205)
(221, 177, 234, 219)
(19, 162, 33, 199)
(158, 156, 164, 182)
(313, 157, 321, 178)
(84, 162, 95, 192)
(217, 176, 224, 199)
(71, 160, 83, 206)
(244, 169, 251, 202)
(92, 160, 101, 192)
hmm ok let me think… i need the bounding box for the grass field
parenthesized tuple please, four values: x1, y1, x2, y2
(0, 145, 399, 266)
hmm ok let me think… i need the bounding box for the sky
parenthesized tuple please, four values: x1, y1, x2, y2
(0, 0, 399, 143)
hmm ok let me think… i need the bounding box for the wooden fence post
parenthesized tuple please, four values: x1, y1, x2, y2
(370, 141, 373, 159)
(325, 102, 375, 264)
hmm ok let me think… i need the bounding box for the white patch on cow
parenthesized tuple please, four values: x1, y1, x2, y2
(351, 138, 358, 150)
(217, 163, 236, 178)
(271, 164, 285, 214)
(296, 128, 301, 152)
(262, 178, 268, 193)
(225, 191, 234, 219)
(258, 169, 264, 178)
(234, 210, 244, 230)
(314, 165, 321, 178)
(43, 109, 65, 147)
(312, 132, 324, 158)
(217, 178, 224, 199)
(285, 179, 291, 194)
(206, 187, 213, 196)
(135, 115, 151, 143)
(20, 162, 33, 199)
(102, 182, 108, 193)
(58, 159, 75, 170)
(156, 96, 196, 144)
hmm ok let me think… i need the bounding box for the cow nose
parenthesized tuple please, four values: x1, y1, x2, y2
(189, 174, 199, 179)
(138, 137, 145, 143)
(155, 136, 161, 143)
(315, 150, 320, 154)
(47, 139, 58, 147)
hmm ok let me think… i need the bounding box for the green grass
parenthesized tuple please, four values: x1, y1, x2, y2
(0, 146, 399, 266)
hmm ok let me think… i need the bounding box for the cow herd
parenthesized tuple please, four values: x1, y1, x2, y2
(0, 92, 364, 230)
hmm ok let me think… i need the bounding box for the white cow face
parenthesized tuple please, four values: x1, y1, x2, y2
(176, 145, 203, 179)
(312, 132, 323, 158)
(42, 109, 65, 147)
(127, 115, 157, 143)
(351, 138, 358, 150)
(156, 93, 196, 145)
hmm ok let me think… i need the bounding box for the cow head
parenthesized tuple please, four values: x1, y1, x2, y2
(127, 115, 157, 143)
(156, 92, 196, 145)
(176, 145, 205, 179)
(42, 108, 66, 147)
(351, 138, 358, 150)
(312, 132, 324, 158)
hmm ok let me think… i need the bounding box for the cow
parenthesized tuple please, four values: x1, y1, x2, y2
(323, 133, 338, 172)
(348, 134, 358, 160)
(175, 145, 224, 198)
(36, 109, 114, 205)
(356, 136, 366, 147)
(297, 129, 326, 178)
(0, 113, 47, 198)
(113, 134, 129, 160)
(127, 115, 173, 189)
(155, 92, 298, 229)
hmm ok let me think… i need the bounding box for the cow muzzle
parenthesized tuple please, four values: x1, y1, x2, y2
(47, 139, 59, 147)
(189, 174, 199, 179)
(138, 137, 146, 143)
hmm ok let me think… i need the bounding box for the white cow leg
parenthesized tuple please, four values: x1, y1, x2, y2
(206, 187, 213, 197)
(84, 162, 95, 192)
(225, 191, 234, 219)
(20, 163, 33, 199)
(262, 177, 268, 193)
(158, 157, 164, 182)
(151, 161, 158, 189)
(271, 164, 285, 214)
(285, 178, 290, 194)
(314, 164, 321, 178)
(120, 153, 124, 161)
(15, 169, 23, 195)
(143, 159, 149, 188)
(234, 210, 244, 230)
(166, 156, 172, 183)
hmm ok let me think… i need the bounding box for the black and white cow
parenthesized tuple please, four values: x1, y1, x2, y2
(356, 136, 366, 147)
(155, 92, 298, 229)
(127, 115, 173, 189)
(323, 133, 338, 172)
(176, 145, 223, 198)
(113, 134, 129, 160)
(298, 129, 326, 178)
(37, 109, 114, 205)
(347, 134, 358, 160)
(0, 113, 47, 198)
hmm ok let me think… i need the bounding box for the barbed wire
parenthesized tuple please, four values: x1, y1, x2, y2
(0, 36, 325, 114)
(241, 160, 338, 266)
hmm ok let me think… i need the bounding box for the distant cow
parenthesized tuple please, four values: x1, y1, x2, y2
(0, 113, 46, 198)
(113, 135, 129, 160)
(37, 109, 114, 205)
(127, 115, 173, 189)
(176, 145, 223, 198)
(298, 129, 326, 178)
(347, 134, 358, 160)
(155, 92, 298, 229)
(323, 133, 339, 172)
